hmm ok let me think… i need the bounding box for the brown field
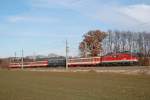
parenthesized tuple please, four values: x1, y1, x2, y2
(0, 69, 150, 100)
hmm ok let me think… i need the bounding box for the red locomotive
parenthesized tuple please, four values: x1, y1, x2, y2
(68, 52, 138, 67)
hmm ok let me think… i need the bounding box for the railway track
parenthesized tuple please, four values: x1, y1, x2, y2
(9, 66, 150, 75)
(69, 66, 149, 70)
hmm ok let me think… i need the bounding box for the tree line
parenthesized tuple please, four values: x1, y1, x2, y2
(103, 30, 150, 57)
(79, 30, 150, 58)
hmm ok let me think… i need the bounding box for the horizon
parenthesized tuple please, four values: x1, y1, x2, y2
(1, 0, 150, 58)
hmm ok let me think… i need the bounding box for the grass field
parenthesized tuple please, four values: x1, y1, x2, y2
(0, 70, 150, 100)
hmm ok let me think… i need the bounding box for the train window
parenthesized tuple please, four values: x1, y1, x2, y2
(70, 59, 73, 63)
(78, 59, 81, 62)
(85, 59, 87, 62)
(71, 60, 74, 63)
(86, 59, 89, 62)
(84, 59, 87, 62)
(96, 58, 99, 61)
(113, 55, 117, 58)
(89, 58, 92, 62)
(82, 59, 84, 62)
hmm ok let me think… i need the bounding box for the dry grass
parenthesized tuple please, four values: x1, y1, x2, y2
(0, 70, 150, 100)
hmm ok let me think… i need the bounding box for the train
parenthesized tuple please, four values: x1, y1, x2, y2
(9, 60, 48, 68)
(9, 57, 66, 68)
(68, 52, 138, 67)
(48, 57, 66, 67)
(9, 52, 139, 68)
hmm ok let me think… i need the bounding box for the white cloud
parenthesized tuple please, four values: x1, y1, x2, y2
(7, 15, 59, 23)
(116, 4, 150, 31)
(74, 3, 150, 31)
(29, 0, 82, 7)
(28, 0, 150, 31)
(120, 4, 150, 23)
(5, 0, 150, 32)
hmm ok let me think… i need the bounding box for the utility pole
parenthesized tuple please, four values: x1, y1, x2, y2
(33, 52, 36, 61)
(130, 36, 133, 65)
(66, 40, 69, 70)
(14, 52, 16, 62)
(21, 49, 24, 70)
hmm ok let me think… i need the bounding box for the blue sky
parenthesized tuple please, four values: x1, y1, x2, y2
(0, 0, 150, 57)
